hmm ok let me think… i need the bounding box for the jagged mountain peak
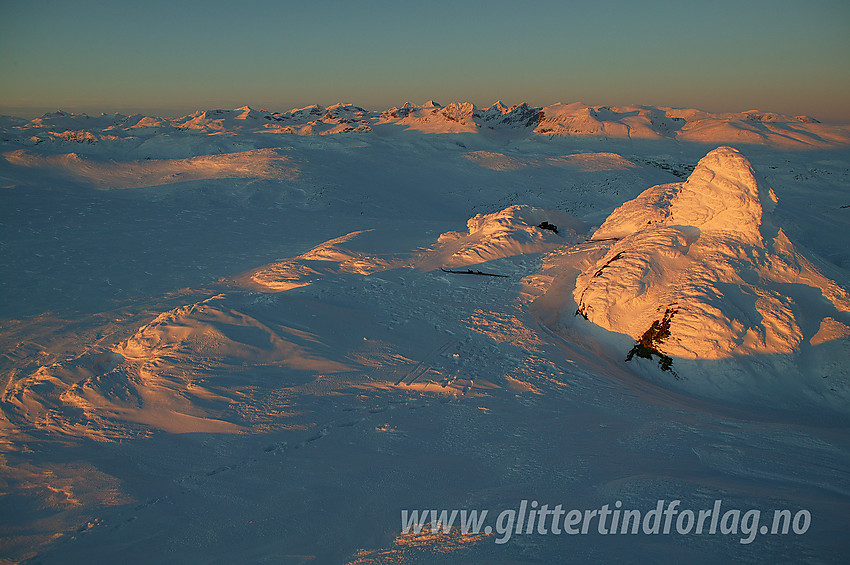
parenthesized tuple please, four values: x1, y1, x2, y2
(488, 100, 507, 113)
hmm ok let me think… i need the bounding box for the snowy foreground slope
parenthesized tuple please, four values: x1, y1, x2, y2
(1, 105, 850, 563)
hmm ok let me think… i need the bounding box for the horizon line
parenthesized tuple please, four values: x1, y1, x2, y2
(1, 100, 845, 124)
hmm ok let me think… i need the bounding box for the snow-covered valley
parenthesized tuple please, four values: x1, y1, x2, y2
(1, 103, 849, 563)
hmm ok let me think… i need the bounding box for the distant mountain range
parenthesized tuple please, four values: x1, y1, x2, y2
(3, 102, 849, 148)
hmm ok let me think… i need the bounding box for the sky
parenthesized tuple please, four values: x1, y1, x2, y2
(1, 0, 849, 121)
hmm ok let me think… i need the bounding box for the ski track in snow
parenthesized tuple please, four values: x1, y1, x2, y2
(1, 107, 850, 563)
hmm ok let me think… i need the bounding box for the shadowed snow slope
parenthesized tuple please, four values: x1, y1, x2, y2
(571, 146, 850, 361)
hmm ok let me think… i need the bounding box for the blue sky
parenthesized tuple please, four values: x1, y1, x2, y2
(1, 0, 849, 121)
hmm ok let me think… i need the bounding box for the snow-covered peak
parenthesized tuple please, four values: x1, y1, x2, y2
(286, 104, 324, 118)
(234, 105, 267, 120)
(592, 147, 774, 245)
(440, 102, 477, 121)
(569, 146, 850, 364)
(376, 101, 480, 133)
(668, 146, 767, 243)
(479, 101, 509, 119)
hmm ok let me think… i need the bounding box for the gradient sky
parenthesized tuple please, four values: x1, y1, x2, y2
(1, 0, 849, 121)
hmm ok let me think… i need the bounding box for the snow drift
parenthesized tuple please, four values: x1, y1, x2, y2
(244, 230, 393, 291)
(3, 295, 356, 439)
(422, 205, 582, 269)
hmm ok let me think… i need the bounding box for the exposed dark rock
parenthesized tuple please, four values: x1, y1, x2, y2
(626, 307, 680, 378)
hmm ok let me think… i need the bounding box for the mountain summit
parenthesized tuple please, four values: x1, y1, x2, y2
(572, 146, 850, 363)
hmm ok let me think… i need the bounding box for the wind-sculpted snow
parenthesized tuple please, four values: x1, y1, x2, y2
(3, 295, 358, 439)
(423, 205, 582, 268)
(571, 147, 850, 362)
(245, 230, 393, 291)
(241, 206, 583, 290)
